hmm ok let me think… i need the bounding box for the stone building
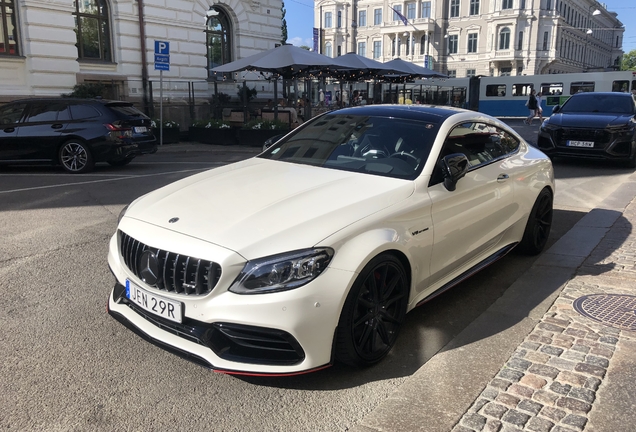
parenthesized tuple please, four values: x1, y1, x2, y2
(314, 0, 624, 77)
(0, 0, 283, 104)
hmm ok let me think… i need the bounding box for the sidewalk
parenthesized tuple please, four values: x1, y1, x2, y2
(352, 172, 636, 432)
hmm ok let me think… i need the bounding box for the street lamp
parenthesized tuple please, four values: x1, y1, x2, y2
(583, 6, 601, 71)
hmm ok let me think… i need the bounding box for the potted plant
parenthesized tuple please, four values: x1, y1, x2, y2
(151, 119, 181, 144)
(238, 119, 289, 147)
(189, 119, 236, 145)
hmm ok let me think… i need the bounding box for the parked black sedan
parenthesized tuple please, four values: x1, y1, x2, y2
(0, 98, 157, 173)
(537, 92, 636, 168)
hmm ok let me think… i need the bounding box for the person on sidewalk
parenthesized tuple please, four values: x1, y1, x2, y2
(525, 90, 538, 125)
(535, 92, 544, 122)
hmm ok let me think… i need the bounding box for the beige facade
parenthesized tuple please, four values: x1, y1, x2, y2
(314, 0, 624, 77)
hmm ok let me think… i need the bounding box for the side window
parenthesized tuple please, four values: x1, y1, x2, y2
(24, 103, 70, 123)
(69, 104, 101, 120)
(0, 102, 27, 124)
(486, 84, 506, 97)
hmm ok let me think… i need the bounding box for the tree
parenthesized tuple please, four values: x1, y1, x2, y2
(62, 82, 105, 98)
(299, 45, 311, 51)
(281, 1, 288, 45)
(621, 49, 636, 71)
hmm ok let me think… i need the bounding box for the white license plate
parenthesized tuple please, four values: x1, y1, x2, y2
(134, 126, 148, 133)
(126, 280, 183, 323)
(567, 140, 594, 148)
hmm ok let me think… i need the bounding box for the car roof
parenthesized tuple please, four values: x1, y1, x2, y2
(327, 104, 470, 124)
(570, 92, 633, 98)
(4, 97, 132, 106)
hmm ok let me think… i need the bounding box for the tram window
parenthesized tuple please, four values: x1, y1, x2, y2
(612, 81, 629, 92)
(632, 80, 636, 92)
(570, 81, 594, 94)
(512, 84, 533, 97)
(540, 82, 563, 96)
(486, 84, 506, 97)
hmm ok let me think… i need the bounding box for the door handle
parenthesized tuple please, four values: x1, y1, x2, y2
(3, 127, 15, 133)
(51, 124, 64, 129)
(497, 173, 509, 182)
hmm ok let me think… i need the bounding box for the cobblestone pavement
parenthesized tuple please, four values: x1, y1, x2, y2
(452, 200, 636, 432)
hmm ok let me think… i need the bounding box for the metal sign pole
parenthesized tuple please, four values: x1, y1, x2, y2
(160, 70, 163, 145)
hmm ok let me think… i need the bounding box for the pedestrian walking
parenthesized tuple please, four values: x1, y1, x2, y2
(525, 89, 538, 125)
(535, 92, 544, 122)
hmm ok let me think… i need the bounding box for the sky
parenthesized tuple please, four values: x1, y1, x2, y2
(284, 0, 636, 54)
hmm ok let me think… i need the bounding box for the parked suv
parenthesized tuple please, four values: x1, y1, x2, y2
(0, 98, 157, 173)
(537, 92, 636, 168)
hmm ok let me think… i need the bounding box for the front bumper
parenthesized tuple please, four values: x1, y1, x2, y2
(107, 228, 355, 375)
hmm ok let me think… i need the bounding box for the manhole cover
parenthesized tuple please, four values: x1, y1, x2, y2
(573, 294, 636, 332)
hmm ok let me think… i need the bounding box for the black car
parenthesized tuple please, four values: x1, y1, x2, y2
(0, 98, 157, 173)
(537, 92, 636, 168)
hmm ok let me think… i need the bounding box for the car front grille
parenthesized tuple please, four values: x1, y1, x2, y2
(119, 230, 221, 295)
(555, 128, 611, 146)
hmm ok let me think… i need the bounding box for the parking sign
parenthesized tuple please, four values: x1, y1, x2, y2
(155, 41, 169, 55)
(154, 40, 170, 71)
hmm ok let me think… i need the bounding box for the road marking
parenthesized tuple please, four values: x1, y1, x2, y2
(0, 167, 213, 194)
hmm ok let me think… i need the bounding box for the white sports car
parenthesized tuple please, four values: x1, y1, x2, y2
(107, 105, 554, 376)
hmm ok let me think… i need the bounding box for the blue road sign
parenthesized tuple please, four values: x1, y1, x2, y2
(155, 54, 169, 63)
(155, 62, 169, 71)
(155, 40, 169, 55)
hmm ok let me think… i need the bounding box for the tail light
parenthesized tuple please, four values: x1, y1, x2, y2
(104, 123, 133, 138)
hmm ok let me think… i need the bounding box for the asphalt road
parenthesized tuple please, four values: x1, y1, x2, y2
(1, 124, 634, 431)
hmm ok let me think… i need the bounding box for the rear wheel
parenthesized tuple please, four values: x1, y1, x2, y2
(517, 188, 553, 255)
(107, 156, 135, 167)
(335, 254, 408, 367)
(58, 140, 94, 173)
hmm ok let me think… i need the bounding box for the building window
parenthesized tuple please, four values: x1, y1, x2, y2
(502, 0, 513, 10)
(421, 1, 431, 18)
(517, 31, 523, 50)
(337, 45, 341, 56)
(73, 0, 112, 61)
(420, 34, 427, 55)
(359, 10, 366, 27)
(337, 10, 342, 28)
(325, 41, 332, 57)
(407, 3, 416, 19)
(500, 67, 512, 76)
(450, 0, 460, 18)
(392, 5, 403, 21)
(499, 27, 511, 49)
(358, 41, 366, 57)
(325, 12, 332, 28)
(373, 40, 381, 59)
(466, 69, 476, 77)
(448, 70, 457, 78)
(374, 8, 382, 25)
(448, 35, 458, 54)
(0, 0, 18, 55)
(542, 31, 549, 50)
(520, 0, 525, 8)
(467, 33, 477, 53)
(546, 0, 552, 10)
(470, 0, 479, 15)
(206, 7, 232, 76)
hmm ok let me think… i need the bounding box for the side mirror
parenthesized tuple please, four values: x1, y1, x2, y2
(262, 134, 284, 151)
(552, 105, 561, 114)
(438, 153, 469, 192)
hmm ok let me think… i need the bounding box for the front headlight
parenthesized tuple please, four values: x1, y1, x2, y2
(229, 248, 334, 294)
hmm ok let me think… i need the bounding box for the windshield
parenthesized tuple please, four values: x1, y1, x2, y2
(560, 94, 636, 115)
(258, 114, 439, 180)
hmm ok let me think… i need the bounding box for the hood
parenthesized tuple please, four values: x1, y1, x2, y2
(124, 158, 414, 259)
(548, 112, 634, 128)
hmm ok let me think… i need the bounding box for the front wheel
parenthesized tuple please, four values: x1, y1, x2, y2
(517, 188, 553, 255)
(335, 254, 409, 367)
(59, 140, 94, 173)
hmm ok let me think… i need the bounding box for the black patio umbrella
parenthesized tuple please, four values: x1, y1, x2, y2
(330, 52, 386, 79)
(379, 58, 447, 80)
(211, 44, 338, 120)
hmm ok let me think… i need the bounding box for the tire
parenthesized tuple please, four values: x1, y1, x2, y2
(517, 188, 553, 255)
(58, 140, 94, 173)
(335, 253, 409, 367)
(107, 156, 135, 167)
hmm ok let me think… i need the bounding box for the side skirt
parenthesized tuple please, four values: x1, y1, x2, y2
(415, 242, 518, 308)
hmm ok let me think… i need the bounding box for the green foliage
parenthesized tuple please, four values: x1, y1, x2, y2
(151, 119, 180, 128)
(191, 119, 232, 128)
(242, 119, 288, 130)
(212, 92, 231, 105)
(299, 45, 311, 51)
(62, 82, 106, 98)
(236, 85, 258, 102)
(621, 50, 636, 71)
(281, 1, 288, 44)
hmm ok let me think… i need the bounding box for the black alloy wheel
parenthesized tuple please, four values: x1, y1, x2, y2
(335, 254, 408, 367)
(517, 188, 553, 255)
(59, 140, 94, 173)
